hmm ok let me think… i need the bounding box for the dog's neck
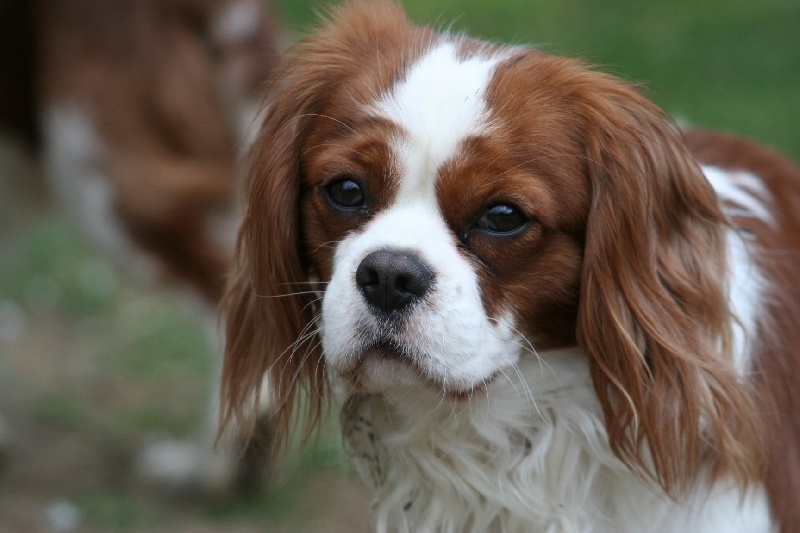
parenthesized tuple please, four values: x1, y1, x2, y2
(341, 348, 771, 533)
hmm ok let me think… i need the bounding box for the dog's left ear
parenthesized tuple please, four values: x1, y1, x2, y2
(575, 72, 762, 492)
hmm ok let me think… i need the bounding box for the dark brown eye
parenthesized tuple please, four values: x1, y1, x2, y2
(325, 178, 365, 209)
(476, 204, 527, 234)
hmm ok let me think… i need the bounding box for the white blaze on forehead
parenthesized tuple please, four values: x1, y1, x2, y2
(371, 42, 502, 205)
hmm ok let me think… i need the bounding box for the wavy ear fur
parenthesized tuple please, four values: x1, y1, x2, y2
(220, 71, 325, 446)
(575, 74, 762, 492)
(220, 1, 415, 450)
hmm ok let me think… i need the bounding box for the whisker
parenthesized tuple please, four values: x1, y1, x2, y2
(311, 240, 344, 254)
(299, 142, 366, 161)
(297, 113, 358, 135)
(486, 316, 562, 388)
(268, 314, 326, 413)
(300, 296, 324, 316)
(252, 290, 322, 299)
(481, 316, 553, 426)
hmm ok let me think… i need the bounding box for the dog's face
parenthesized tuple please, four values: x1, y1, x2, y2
(300, 42, 588, 397)
(223, 1, 760, 491)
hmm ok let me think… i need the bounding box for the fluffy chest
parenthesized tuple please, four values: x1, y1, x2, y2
(341, 350, 771, 533)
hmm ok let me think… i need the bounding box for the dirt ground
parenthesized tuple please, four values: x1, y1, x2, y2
(0, 138, 370, 532)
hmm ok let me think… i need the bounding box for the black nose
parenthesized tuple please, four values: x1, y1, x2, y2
(355, 250, 434, 314)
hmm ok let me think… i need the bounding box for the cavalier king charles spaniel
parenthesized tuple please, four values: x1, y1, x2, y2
(221, 2, 800, 531)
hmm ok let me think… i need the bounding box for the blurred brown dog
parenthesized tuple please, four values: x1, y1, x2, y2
(1, 0, 282, 496)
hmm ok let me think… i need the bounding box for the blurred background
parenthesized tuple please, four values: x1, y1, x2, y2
(0, 0, 797, 531)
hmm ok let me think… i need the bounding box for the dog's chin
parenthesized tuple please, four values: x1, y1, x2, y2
(337, 345, 498, 401)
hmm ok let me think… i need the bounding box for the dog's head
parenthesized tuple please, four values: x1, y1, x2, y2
(222, 1, 760, 490)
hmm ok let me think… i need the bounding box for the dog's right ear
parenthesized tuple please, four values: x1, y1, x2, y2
(220, 0, 416, 450)
(219, 47, 330, 449)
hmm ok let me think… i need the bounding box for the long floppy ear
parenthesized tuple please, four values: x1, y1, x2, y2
(219, 29, 342, 449)
(220, 1, 416, 451)
(575, 74, 762, 492)
(219, 67, 326, 447)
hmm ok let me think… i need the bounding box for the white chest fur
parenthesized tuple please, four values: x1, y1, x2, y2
(341, 349, 772, 533)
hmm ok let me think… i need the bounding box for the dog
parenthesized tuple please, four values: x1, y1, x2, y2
(221, 2, 800, 530)
(33, 0, 281, 495)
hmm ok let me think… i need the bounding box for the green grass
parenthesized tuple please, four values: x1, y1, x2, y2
(0, 219, 117, 316)
(0, 219, 213, 437)
(30, 392, 90, 430)
(0, 217, 352, 529)
(276, 0, 800, 160)
(109, 298, 212, 384)
(77, 491, 165, 531)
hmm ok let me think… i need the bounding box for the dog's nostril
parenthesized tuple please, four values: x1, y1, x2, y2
(395, 272, 430, 299)
(395, 274, 410, 292)
(355, 263, 380, 287)
(355, 250, 434, 313)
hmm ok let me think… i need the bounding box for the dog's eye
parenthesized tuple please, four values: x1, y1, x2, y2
(476, 204, 527, 234)
(325, 178, 365, 209)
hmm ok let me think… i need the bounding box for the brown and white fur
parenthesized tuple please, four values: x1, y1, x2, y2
(33, 0, 282, 494)
(222, 2, 800, 531)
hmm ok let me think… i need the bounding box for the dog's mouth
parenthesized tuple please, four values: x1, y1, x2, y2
(338, 339, 499, 401)
(367, 339, 407, 361)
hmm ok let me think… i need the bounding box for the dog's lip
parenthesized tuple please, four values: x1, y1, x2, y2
(339, 342, 500, 400)
(337, 342, 412, 390)
(365, 339, 408, 361)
